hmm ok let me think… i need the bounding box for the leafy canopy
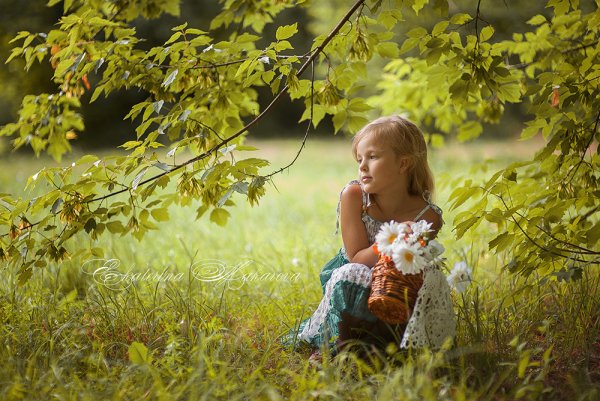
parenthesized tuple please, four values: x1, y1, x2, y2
(1, 0, 599, 284)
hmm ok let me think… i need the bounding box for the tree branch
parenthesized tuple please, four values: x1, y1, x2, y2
(88, 0, 367, 203)
(3, 0, 367, 244)
(507, 40, 600, 70)
(497, 195, 599, 264)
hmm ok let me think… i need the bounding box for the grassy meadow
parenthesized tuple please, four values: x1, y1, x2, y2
(0, 137, 598, 400)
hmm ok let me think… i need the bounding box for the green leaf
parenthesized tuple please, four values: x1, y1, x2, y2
(517, 350, 531, 378)
(210, 208, 230, 226)
(165, 31, 181, 45)
(497, 83, 521, 103)
(375, 42, 399, 58)
(521, 119, 546, 140)
(406, 27, 428, 39)
(454, 215, 482, 239)
(76, 154, 99, 165)
(586, 222, 600, 246)
(186, 28, 207, 35)
(479, 26, 494, 42)
(347, 98, 372, 112)
(274, 40, 293, 52)
(527, 15, 547, 25)
(432, 21, 449, 36)
(120, 141, 142, 150)
(426, 37, 445, 48)
(151, 208, 169, 222)
(450, 13, 472, 25)
(332, 110, 347, 134)
(128, 342, 152, 364)
(172, 22, 188, 31)
(489, 232, 512, 252)
(9, 31, 30, 44)
(503, 170, 517, 182)
(276, 23, 298, 41)
(457, 121, 482, 142)
(412, 0, 427, 14)
(399, 37, 419, 55)
(448, 184, 479, 210)
(378, 10, 402, 30)
(106, 221, 125, 234)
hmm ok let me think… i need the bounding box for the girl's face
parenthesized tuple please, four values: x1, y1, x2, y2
(355, 134, 406, 194)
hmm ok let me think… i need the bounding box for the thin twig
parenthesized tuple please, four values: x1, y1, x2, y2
(497, 195, 597, 264)
(511, 209, 599, 255)
(263, 59, 315, 179)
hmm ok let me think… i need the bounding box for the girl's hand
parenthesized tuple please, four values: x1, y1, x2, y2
(350, 244, 379, 268)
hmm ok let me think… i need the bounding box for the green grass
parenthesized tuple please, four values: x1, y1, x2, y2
(0, 138, 598, 400)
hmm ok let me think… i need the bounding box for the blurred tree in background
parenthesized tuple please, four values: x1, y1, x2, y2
(0, 0, 313, 148)
(0, 0, 598, 284)
(0, 0, 561, 149)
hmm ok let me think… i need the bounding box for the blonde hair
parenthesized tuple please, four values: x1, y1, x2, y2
(351, 115, 434, 196)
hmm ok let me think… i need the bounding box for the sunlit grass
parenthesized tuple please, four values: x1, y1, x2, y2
(0, 138, 598, 400)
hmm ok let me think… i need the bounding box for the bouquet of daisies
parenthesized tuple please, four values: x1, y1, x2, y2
(368, 220, 446, 324)
(373, 220, 445, 275)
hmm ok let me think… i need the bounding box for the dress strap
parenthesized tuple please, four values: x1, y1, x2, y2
(413, 205, 431, 221)
(335, 180, 368, 234)
(413, 190, 444, 225)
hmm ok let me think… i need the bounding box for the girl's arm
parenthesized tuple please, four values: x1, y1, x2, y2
(339, 184, 379, 267)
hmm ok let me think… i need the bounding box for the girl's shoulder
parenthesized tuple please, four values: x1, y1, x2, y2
(342, 179, 361, 190)
(335, 180, 367, 234)
(340, 180, 369, 211)
(340, 180, 362, 197)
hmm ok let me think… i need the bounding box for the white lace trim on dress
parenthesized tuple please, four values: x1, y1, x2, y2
(400, 266, 456, 350)
(298, 263, 372, 341)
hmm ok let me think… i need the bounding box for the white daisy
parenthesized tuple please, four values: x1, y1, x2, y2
(410, 220, 433, 239)
(392, 243, 426, 275)
(375, 221, 409, 256)
(447, 261, 473, 293)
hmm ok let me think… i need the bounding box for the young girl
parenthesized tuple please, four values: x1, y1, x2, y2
(285, 115, 455, 357)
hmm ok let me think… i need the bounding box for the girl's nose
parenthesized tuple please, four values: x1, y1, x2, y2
(359, 161, 367, 171)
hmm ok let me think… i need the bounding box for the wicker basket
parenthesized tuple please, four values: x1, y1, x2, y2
(368, 256, 424, 324)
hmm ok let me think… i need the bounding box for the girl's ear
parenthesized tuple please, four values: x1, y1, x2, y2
(398, 156, 413, 173)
